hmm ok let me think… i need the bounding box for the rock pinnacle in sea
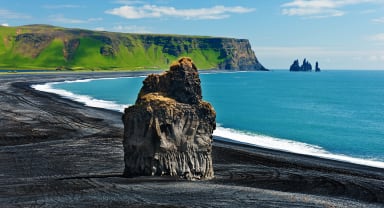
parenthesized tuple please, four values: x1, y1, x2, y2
(122, 57, 216, 180)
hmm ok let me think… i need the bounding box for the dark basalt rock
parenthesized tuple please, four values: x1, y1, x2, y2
(290, 58, 319, 72)
(315, 61, 321, 72)
(100, 45, 116, 56)
(122, 57, 216, 180)
(14, 33, 54, 58)
(63, 39, 80, 61)
(289, 59, 301, 72)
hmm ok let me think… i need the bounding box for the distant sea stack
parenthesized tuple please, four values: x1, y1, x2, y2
(315, 61, 321, 72)
(0, 24, 267, 71)
(290, 59, 321, 72)
(122, 57, 216, 180)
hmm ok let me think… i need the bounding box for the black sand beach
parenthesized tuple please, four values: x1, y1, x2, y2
(1, 72, 383, 207)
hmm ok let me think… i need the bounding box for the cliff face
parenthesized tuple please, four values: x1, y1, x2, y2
(0, 25, 267, 71)
(136, 36, 266, 71)
(219, 39, 266, 71)
(122, 57, 216, 180)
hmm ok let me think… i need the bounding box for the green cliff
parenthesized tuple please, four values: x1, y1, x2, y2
(0, 25, 266, 71)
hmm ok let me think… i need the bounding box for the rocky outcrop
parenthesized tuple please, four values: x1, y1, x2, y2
(315, 61, 321, 72)
(218, 39, 267, 71)
(290, 58, 316, 72)
(63, 39, 80, 61)
(14, 33, 54, 58)
(122, 57, 216, 180)
(289, 59, 300, 71)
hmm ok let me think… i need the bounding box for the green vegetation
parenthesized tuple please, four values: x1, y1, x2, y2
(0, 25, 233, 71)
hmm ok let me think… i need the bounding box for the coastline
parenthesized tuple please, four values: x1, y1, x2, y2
(1, 72, 383, 207)
(34, 71, 384, 169)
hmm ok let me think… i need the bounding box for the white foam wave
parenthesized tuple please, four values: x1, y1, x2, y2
(32, 78, 384, 169)
(56, 75, 146, 84)
(32, 82, 129, 112)
(213, 126, 384, 169)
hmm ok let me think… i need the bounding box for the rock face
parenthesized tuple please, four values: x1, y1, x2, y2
(289, 58, 316, 72)
(217, 39, 267, 71)
(122, 57, 216, 180)
(289, 59, 301, 71)
(315, 61, 321, 72)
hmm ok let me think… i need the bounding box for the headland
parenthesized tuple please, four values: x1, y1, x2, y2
(0, 25, 267, 71)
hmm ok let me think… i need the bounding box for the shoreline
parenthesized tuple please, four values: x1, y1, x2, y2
(32, 71, 384, 169)
(1, 72, 384, 207)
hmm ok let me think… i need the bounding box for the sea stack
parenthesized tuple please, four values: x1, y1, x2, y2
(290, 58, 312, 72)
(122, 57, 216, 180)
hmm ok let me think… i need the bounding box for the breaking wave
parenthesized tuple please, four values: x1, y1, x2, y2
(214, 125, 384, 169)
(33, 78, 384, 169)
(32, 80, 128, 112)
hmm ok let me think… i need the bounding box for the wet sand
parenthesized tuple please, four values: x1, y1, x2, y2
(1, 72, 383, 207)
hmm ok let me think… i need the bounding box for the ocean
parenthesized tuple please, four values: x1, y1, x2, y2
(33, 70, 384, 168)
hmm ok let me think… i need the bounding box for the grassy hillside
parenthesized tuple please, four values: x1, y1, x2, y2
(0, 25, 265, 71)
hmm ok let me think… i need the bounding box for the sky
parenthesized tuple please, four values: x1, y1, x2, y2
(1, 0, 384, 70)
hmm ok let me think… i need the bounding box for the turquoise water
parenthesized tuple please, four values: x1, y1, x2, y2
(34, 70, 384, 168)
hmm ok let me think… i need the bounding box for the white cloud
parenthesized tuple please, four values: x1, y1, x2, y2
(50, 15, 86, 24)
(0, 9, 30, 19)
(105, 5, 255, 20)
(94, 27, 106, 31)
(50, 15, 102, 24)
(87, 17, 103, 22)
(281, 0, 384, 18)
(93, 25, 151, 33)
(372, 17, 384, 23)
(257, 46, 384, 59)
(1, 23, 9, 26)
(43, 4, 82, 9)
(368, 54, 384, 61)
(256, 46, 353, 57)
(112, 25, 152, 33)
(282, 0, 340, 16)
(360, 9, 377, 14)
(368, 33, 384, 42)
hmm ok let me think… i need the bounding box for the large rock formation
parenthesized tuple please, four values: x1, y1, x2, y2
(122, 57, 216, 180)
(315, 61, 321, 72)
(289, 58, 317, 72)
(216, 39, 267, 71)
